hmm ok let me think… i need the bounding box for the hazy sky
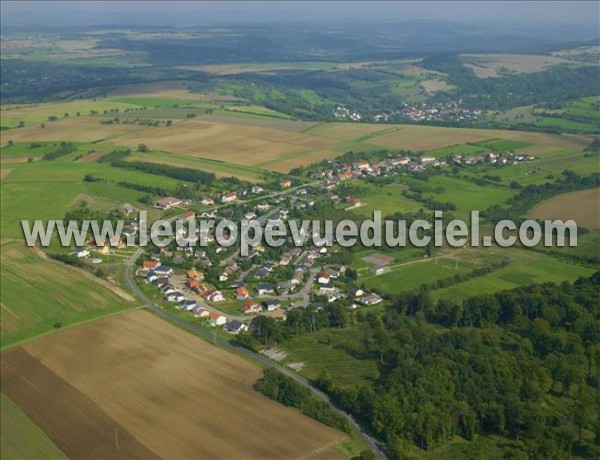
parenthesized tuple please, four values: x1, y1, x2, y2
(2, 1, 599, 27)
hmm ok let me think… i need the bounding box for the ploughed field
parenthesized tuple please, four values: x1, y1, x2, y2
(1, 310, 345, 459)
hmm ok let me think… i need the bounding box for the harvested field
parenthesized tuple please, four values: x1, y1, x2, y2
(108, 80, 205, 99)
(365, 125, 590, 153)
(420, 79, 453, 94)
(529, 188, 600, 231)
(111, 119, 336, 166)
(460, 53, 573, 78)
(0, 168, 13, 180)
(1, 310, 345, 459)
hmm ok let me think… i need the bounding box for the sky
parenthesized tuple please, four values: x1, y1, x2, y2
(1, 1, 599, 27)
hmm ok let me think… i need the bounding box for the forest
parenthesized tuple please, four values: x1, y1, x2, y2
(238, 273, 600, 458)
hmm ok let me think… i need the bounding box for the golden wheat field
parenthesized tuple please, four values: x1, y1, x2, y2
(1, 310, 345, 459)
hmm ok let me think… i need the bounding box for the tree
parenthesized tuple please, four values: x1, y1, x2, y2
(138, 143, 149, 152)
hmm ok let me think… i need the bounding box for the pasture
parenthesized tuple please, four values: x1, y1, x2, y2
(0, 241, 135, 348)
(1, 310, 346, 459)
(529, 188, 600, 231)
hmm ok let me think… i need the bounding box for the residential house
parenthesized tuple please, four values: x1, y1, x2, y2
(204, 290, 225, 302)
(178, 210, 195, 222)
(201, 197, 214, 206)
(221, 192, 237, 203)
(348, 286, 365, 298)
(256, 283, 275, 296)
(319, 282, 336, 294)
(193, 307, 210, 318)
(276, 281, 293, 295)
(152, 265, 173, 277)
(178, 299, 198, 311)
(224, 320, 248, 334)
(317, 273, 331, 284)
(263, 299, 281, 311)
(236, 286, 250, 300)
(153, 196, 182, 210)
(241, 299, 261, 315)
(281, 178, 292, 188)
(360, 294, 383, 306)
(208, 312, 226, 327)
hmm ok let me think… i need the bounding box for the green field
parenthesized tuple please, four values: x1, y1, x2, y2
(0, 393, 66, 460)
(280, 328, 380, 388)
(360, 257, 474, 294)
(431, 249, 595, 302)
(0, 240, 136, 348)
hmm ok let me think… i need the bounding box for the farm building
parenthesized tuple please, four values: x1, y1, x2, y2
(153, 196, 182, 210)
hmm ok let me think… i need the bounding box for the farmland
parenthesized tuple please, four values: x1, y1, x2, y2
(0, 240, 135, 348)
(459, 53, 574, 78)
(529, 188, 600, 231)
(1, 310, 346, 459)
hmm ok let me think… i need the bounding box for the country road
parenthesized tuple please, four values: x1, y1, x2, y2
(123, 250, 388, 459)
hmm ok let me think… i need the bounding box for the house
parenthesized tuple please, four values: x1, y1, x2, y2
(348, 286, 364, 298)
(346, 197, 362, 207)
(224, 320, 248, 334)
(256, 203, 270, 212)
(142, 260, 160, 270)
(236, 286, 249, 300)
(263, 299, 281, 311)
(281, 178, 292, 188)
(153, 196, 182, 210)
(178, 299, 198, 311)
(251, 185, 264, 194)
(72, 248, 90, 258)
(152, 277, 170, 287)
(201, 197, 214, 206)
(178, 210, 195, 222)
(360, 294, 383, 306)
(204, 290, 225, 302)
(276, 281, 293, 294)
(208, 312, 226, 326)
(256, 283, 275, 296)
(319, 282, 336, 294)
(219, 273, 229, 282)
(193, 307, 210, 318)
(152, 265, 173, 277)
(221, 192, 237, 203)
(241, 299, 261, 314)
(325, 265, 345, 278)
(317, 273, 331, 284)
(420, 156, 437, 164)
(355, 161, 370, 170)
(166, 291, 185, 302)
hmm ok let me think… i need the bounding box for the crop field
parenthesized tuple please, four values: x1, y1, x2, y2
(459, 53, 574, 78)
(1, 310, 346, 459)
(529, 188, 600, 230)
(0, 241, 135, 348)
(1, 393, 66, 460)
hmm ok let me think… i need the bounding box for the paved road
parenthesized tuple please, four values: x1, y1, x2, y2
(123, 251, 388, 459)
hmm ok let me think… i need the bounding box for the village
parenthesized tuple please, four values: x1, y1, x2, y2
(71, 146, 535, 336)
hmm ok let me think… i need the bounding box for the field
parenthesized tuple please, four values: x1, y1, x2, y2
(1, 393, 65, 460)
(459, 53, 575, 78)
(431, 248, 596, 302)
(529, 188, 600, 230)
(1, 310, 346, 459)
(0, 241, 135, 348)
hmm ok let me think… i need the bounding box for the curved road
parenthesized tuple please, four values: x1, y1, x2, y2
(124, 250, 388, 459)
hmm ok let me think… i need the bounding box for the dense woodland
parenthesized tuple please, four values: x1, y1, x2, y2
(239, 274, 600, 458)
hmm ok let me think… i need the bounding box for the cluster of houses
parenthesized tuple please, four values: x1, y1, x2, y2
(400, 100, 484, 123)
(333, 106, 362, 121)
(316, 266, 383, 306)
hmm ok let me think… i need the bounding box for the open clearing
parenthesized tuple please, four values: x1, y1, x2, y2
(0, 241, 135, 348)
(1, 310, 345, 459)
(459, 53, 575, 78)
(529, 188, 600, 230)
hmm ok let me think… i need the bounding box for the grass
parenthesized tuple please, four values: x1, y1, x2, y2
(1, 393, 66, 460)
(471, 138, 532, 152)
(281, 328, 380, 389)
(431, 248, 595, 302)
(360, 257, 474, 295)
(0, 240, 136, 348)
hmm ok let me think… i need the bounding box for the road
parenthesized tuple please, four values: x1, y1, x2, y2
(123, 251, 388, 459)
